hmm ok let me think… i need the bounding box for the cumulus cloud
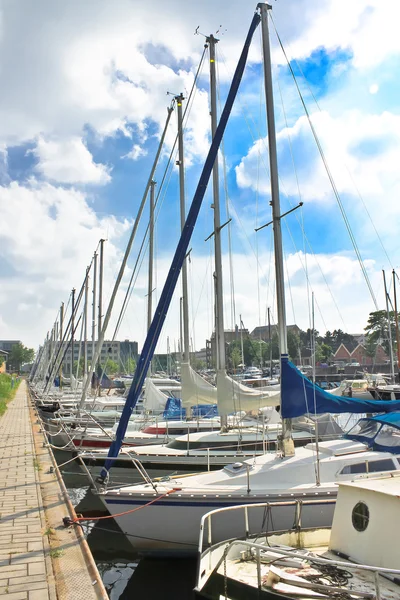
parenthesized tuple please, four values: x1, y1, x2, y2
(0, 180, 130, 345)
(123, 248, 385, 354)
(123, 144, 148, 161)
(33, 137, 111, 184)
(235, 109, 400, 239)
(0, 0, 399, 353)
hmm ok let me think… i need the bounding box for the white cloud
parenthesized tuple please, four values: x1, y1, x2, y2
(369, 84, 379, 94)
(0, 180, 131, 346)
(235, 109, 400, 240)
(118, 248, 385, 354)
(271, 1, 400, 70)
(123, 144, 148, 161)
(33, 137, 111, 184)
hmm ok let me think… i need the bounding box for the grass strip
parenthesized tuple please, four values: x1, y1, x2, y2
(0, 373, 21, 416)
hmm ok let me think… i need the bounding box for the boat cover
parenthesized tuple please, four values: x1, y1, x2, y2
(281, 355, 400, 418)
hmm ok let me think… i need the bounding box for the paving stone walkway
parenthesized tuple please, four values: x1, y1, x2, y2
(0, 381, 54, 599)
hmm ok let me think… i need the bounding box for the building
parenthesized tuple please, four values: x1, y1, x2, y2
(51, 339, 138, 374)
(333, 343, 388, 366)
(0, 340, 20, 354)
(250, 324, 301, 342)
(0, 341, 21, 372)
(0, 349, 7, 373)
(207, 326, 249, 368)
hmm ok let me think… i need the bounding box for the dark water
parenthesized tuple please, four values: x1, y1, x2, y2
(57, 455, 197, 599)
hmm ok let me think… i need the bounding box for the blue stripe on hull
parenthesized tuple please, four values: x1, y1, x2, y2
(104, 497, 335, 508)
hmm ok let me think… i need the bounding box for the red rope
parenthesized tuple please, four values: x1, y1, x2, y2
(70, 487, 181, 523)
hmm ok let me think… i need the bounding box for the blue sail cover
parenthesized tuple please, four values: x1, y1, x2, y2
(280, 355, 400, 418)
(163, 397, 186, 421)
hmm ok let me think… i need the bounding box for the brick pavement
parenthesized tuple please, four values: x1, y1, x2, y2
(0, 381, 54, 599)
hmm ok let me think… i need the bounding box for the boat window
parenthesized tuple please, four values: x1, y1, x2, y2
(374, 424, 400, 449)
(345, 419, 381, 441)
(352, 502, 369, 532)
(339, 458, 397, 475)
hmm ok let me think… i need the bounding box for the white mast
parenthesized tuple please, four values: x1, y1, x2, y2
(176, 93, 191, 365)
(383, 270, 395, 382)
(259, 3, 294, 455)
(70, 288, 75, 384)
(208, 34, 228, 429)
(78, 105, 174, 408)
(147, 180, 156, 375)
(91, 252, 98, 370)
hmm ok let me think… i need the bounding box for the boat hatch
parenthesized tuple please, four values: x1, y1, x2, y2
(223, 462, 253, 476)
(305, 439, 367, 456)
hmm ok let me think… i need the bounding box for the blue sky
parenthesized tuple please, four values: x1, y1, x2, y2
(0, 0, 399, 352)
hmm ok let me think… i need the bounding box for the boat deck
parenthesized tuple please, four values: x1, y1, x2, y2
(219, 548, 400, 599)
(0, 381, 107, 599)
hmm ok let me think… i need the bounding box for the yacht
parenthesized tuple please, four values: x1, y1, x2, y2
(194, 474, 400, 599)
(96, 412, 400, 555)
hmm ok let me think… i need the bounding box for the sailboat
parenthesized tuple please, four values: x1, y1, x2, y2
(94, 4, 400, 556)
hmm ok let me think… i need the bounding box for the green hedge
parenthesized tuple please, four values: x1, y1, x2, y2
(0, 374, 21, 416)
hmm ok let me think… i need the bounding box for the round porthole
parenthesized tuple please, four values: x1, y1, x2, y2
(352, 501, 369, 532)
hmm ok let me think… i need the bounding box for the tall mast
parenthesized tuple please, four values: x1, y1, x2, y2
(79, 104, 175, 408)
(240, 314, 244, 371)
(176, 93, 190, 364)
(59, 302, 64, 387)
(259, 3, 293, 454)
(147, 180, 156, 375)
(383, 270, 395, 382)
(83, 266, 89, 379)
(208, 34, 227, 427)
(98, 239, 105, 334)
(268, 307, 273, 378)
(70, 288, 75, 383)
(91, 252, 98, 368)
(393, 270, 400, 382)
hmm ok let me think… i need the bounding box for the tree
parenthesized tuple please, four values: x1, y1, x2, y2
(299, 328, 320, 351)
(365, 310, 397, 357)
(287, 331, 301, 361)
(101, 358, 119, 375)
(363, 334, 377, 364)
(73, 357, 85, 377)
(8, 343, 35, 372)
(330, 329, 357, 352)
(191, 358, 206, 371)
(0, 355, 5, 368)
(230, 347, 242, 370)
(124, 357, 136, 374)
(316, 343, 333, 363)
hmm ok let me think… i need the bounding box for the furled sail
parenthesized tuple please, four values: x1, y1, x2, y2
(281, 355, 400, 418)
(143, 377, 169, 411)
(180, 362, 218, 408)
(217, 371, 280, 417)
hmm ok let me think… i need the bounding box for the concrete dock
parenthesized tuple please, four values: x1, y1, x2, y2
(0, 381, 108, 599)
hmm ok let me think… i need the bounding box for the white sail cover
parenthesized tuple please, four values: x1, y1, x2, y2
(180, 362, 218, 408)
(143, 377, 169, 411)
(217, 370, 280, 416)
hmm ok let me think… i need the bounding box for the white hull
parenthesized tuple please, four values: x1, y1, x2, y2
(98, 488, 336, 556)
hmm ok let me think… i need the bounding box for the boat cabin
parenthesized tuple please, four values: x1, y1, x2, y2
(330, 474, 400, 569)
(344, 412, 400, 453)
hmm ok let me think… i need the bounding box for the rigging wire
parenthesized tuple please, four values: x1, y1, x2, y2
(269, 15, 379, 311)
(216, 45, 236, 331)
(111, 46, 208, 344)
(273, 20, 393, 271)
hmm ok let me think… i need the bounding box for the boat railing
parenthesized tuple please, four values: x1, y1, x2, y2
(196, 499, 400, 595)
(198, 537, 400, 597)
